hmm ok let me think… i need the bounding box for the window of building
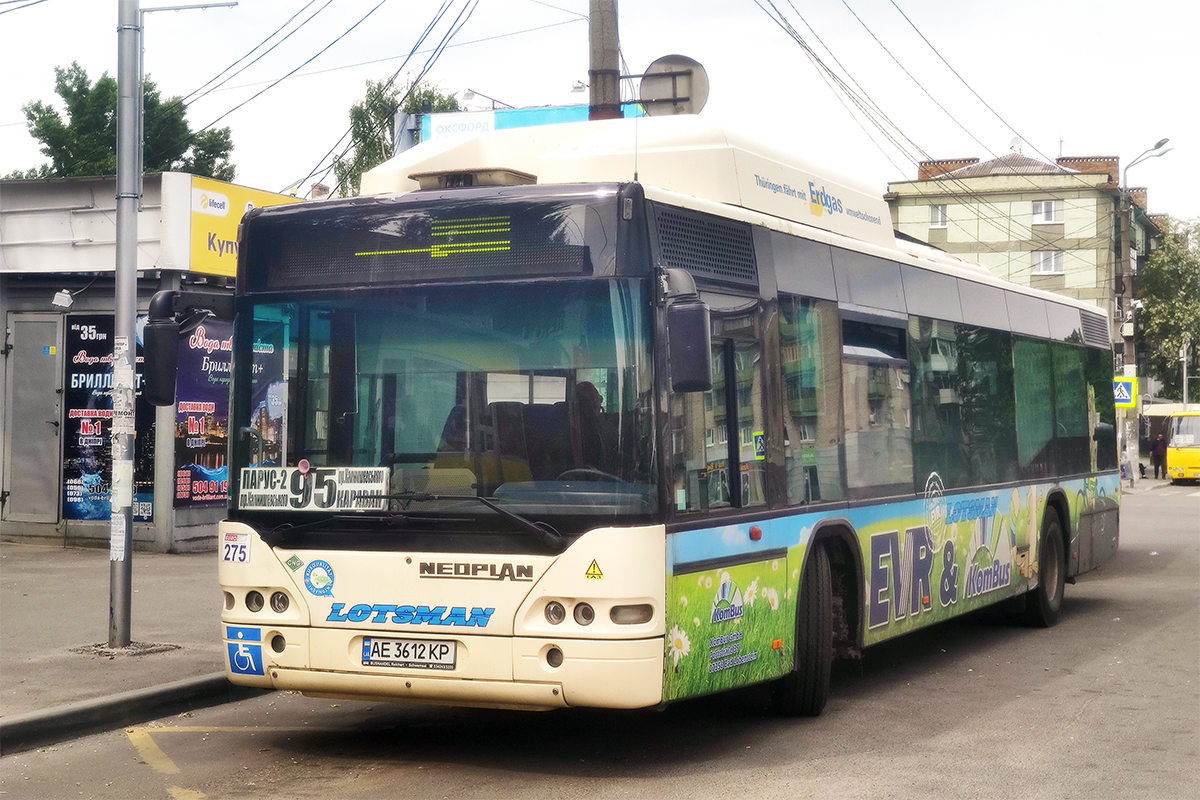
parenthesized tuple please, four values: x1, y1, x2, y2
(1032, 199, 1061, 224)
(929, 204, 948, 228)
(842, 319, 912, 500)
(1032, 250, 1064, 274)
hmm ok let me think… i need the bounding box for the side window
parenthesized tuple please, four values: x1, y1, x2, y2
(842, 319, 913, 499)
(909, 317, 968, 489)
(909, 318, 1019, 488)
(670, 301, 764, 512)
(956, 326, 1018, 484)
(779, 295, 844, 503)
(1052, 343, 1090, 476)
(1013, 337, 1056, 479)
(1085, 346, 1118, 471)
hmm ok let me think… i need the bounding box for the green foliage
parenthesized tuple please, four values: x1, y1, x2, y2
(333, 77, 460, 197)
(1137, 217, 1200, 399)
(14, 62, 236, 181)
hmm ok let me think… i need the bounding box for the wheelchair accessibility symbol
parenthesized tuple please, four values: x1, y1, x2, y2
(227, 626, 264, 676)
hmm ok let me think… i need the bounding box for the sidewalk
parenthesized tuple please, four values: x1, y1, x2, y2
(0, 542, 263, 754)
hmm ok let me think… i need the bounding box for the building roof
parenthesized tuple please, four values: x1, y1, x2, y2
(944, 152, 1075, 178)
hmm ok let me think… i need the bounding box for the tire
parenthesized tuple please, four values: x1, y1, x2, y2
(1024, 513, 1065, 628)
(773, 542, 832, 716)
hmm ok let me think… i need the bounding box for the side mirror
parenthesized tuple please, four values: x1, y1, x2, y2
(143, 288, 182, 407)
(667, 297, 712, 393)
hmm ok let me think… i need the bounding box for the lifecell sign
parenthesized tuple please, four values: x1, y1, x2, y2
(188, 176, 300, 277)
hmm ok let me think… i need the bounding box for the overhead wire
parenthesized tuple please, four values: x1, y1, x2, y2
(321, 0, 481, 197)
(294, 0, 459, 194)
(758, 0, 1101, 279)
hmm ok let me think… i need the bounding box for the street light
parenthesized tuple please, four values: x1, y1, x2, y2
(1123, 137, 1172, 189)
(462, 88, 514, 109)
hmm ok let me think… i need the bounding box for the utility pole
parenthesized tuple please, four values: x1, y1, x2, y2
(588, 0, 621, 120)
(112, 0, 238, 648)
(112, 0, 140, 648)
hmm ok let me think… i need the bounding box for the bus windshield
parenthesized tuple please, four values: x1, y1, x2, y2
(1169, 415, 1200, 448)
(230, 279, 656, 533)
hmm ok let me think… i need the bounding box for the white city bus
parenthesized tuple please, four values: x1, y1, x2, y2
(147, 116, 1120, 715)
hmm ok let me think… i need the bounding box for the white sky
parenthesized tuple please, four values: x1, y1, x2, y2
(2, 0, 1196, 220)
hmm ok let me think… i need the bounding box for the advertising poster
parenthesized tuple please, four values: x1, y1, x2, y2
(174, 319, 232, 507)
(249, 319, 288, 466)
(62, 315, 155, 521)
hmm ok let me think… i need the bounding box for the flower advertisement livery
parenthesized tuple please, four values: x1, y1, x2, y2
(664, 473, 1119, 702)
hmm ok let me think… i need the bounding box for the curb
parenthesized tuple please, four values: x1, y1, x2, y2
(0, 673, 270, 755)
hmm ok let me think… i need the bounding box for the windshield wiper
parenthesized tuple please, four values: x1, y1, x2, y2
(260, 513, 413, 546)
(376, 492, 563, 550)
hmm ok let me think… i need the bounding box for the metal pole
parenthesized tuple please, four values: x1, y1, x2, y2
(111, 0, 140, 648)
(1184, 341, 1191, 408)
(588, 0, 621, 120)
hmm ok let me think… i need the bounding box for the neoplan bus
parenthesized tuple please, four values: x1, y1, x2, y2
(144, 116, 1120, 716)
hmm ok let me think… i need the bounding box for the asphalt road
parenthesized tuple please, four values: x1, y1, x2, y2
(3, 483, 1197, 800)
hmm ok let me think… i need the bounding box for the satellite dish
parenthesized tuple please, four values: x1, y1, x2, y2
(638, 55, 709, 116)
(1010, 137, 1023, 154)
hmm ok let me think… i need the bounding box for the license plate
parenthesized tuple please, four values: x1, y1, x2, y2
(361, 637, 456, 670)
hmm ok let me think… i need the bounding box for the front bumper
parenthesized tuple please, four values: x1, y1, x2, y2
(224, 626, 664, 710)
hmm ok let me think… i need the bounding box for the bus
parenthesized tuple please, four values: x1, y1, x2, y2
(1165, 410, 1200, 483)
(145, 115, 1120, 716)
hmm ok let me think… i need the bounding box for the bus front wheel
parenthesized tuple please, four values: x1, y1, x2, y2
(773, 542, 832, 716)
(1024, 514, 1065, 628)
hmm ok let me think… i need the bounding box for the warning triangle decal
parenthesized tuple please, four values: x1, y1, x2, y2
(584, 559, 604, 580)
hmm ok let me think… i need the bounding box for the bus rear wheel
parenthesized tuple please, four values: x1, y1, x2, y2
(1024, 514, 1065, 628)
(773, 542, 832, 716)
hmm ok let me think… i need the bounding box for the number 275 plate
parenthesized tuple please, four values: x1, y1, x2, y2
(362, 637, 456, 670)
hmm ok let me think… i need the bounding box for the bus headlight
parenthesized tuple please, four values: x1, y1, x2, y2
(245, 591, 264, 612)
(610, 604, 653, 625)
(573, 602, 595, 626)
(545, 601, 566, 625)
(270, 592, 290, 613)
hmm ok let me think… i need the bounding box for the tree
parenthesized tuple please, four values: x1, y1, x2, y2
(333, 77, 460, 197)
(1137, 217, 1200, 400)
(5, 62, 235, 181)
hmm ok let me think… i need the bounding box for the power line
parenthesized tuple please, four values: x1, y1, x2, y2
(322, 0, 481, 197)
(192, 0, 393, 136)
(0, 0, 51, 16)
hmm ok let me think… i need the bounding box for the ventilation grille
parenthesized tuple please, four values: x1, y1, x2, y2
(653, 204, 757, 286)
(1080, 310, 1110, 349)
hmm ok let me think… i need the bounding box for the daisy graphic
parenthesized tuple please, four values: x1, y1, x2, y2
(668, 626, 691, 665)
(679, 595, 689, 606)
(744, 577, 759, 606)
(763, 587, 780, 611)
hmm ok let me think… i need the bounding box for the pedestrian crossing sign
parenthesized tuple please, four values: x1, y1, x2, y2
(1113, 377, 1137, 409)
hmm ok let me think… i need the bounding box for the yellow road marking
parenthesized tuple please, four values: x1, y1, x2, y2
(125, 728, 180, 775)
(168, 787, 208, 800)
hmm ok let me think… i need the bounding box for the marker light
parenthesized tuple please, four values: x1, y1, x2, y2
(573, 602, 595, 625)
(546, 647, 564, 668)
(545, 601, 566, 625)
(271, 635, 286, 653)
(246, 591, 265, 612)
(270, 592, 290, 613)
(610, 604, 653, 625)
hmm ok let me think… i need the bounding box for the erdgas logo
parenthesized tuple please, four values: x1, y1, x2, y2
(808, 182, 844, 217)
(710, 576, 744, 624)
(419, 562, 534, 581)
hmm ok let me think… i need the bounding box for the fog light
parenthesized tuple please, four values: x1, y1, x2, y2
(271, 634, 286, 653)
(270, 592, 289, 613)
(573, 602, 595, 625)
(610, 603, 653, 624)
(545, 601, 566, 625)
(546, 646, 564, 668)
(246, 591, 264, 612)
